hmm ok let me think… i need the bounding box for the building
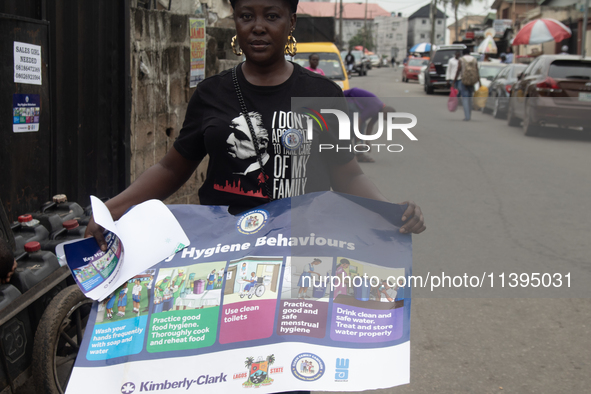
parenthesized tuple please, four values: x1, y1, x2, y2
(407, 4, 446, 51)
(297, 2, 391, 50)
(447, 15, 487, 44)
(374, 14, 408, 62)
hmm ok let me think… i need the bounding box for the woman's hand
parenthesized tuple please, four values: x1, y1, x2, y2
(84, 216, 108, 251)
(398, 201, 426, 234)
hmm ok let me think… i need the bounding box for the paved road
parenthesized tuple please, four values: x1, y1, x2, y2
(316, 67, 591, 393)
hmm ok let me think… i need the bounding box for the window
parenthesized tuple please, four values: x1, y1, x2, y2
(422, 19, 427, 24)
(437, 34, 441, 39)
(392, 22, 400, 28)
(420, 33, 426, 39)
(437, 20, 442, 25)
(396, 34, 403, 40)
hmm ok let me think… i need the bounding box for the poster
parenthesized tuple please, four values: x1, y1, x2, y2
(13, 94, 40, 133)
(66, 192, 412, 393)
(189, 18, 206, 88)
(14, 41, 42, 85)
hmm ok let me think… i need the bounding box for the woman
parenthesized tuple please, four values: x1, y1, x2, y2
(333, 258, 351, 299)
(85, 0, 425, 250)
(304, 53, 325, 75)
(297, 258, 322, 298)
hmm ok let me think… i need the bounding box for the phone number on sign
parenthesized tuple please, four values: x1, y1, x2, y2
(414, 272, 571, 291)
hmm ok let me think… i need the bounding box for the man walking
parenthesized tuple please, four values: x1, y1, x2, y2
(345, 50, 355, 78)
(446, 51, 461, 91)
(453, 48, 480, 121)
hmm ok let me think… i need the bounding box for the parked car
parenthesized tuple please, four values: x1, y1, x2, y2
(368, 54, 381, 68)
(478, 63, 507, 88)
(423, 44, 466, 94)
(341, 50, 369, 76)
(482, 63, 527, 118)
(403, 57, 429, 82)
(293, 42, 350, 90)
(507, 55, 591, 136)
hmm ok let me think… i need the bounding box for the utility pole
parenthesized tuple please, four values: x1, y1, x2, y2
(582, 0, 589, 58)
(429, 0, 437, 58)
(363, 0, 368, 53)
(339, 0, 344, 49)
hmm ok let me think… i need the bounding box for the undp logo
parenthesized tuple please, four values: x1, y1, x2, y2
(121, 382, 135, 393)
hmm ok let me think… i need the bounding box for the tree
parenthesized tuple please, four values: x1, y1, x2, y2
(348, 25, 375, 51)
(244, 356, 254, 369)
(267, 354, 275, 365)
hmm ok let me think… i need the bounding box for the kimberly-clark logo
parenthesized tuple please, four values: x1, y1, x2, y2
(302, 108, 417, 153)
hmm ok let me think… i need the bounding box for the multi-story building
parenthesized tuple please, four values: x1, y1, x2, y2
(407, 4, 446, 51)
(374, 14, 408, 63)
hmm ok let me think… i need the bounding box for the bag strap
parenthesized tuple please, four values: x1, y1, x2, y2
(232, 65, 273, 202)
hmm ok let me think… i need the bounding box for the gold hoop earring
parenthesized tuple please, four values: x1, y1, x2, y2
(231, 35, 243, 56)
(285, 34, 297, 57)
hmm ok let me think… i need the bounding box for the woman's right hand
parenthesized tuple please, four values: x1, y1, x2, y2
(84, 215, 108, 251)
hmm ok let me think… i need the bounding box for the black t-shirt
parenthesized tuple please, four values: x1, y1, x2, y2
(174, 62, 354, 212)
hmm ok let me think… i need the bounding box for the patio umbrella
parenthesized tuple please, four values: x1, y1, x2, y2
(512, 18, 571, 45)
(410, 43, 432, 53)
(478, 36, 498, 54)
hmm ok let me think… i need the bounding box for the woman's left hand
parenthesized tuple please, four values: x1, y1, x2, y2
(398, 201, 426, 234)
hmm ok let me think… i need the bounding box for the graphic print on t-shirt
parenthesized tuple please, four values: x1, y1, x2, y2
(213, 110, 312, 201)
(214, 111, 270, 198)
(270, 110, 312, 200)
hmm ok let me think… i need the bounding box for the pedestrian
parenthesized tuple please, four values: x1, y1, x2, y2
(304, 53, 325, 75)
(504, 47, 513, 63)
(345, 49, 355, 78)
(446, 51, 461, 92)
(343, 87, 396, 163)
(453, 47, 480, 121)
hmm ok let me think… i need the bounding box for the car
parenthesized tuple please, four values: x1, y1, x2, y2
(341, 50, 369, 76)
(292, 42, 350, 90)
(423, 44, 467, 94)
(403, 57, 429, 82)
(478, 63, 507, 89)
(482, 63, 527, 118)
(507, 55, 591, 136)
(368, 54, 381, 68)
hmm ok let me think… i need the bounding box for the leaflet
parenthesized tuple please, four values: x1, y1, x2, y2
(58, 197, 190, 301)
(66, 192, 412, 393)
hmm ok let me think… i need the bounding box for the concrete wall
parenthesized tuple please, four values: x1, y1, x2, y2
(129, 7, 240, 205)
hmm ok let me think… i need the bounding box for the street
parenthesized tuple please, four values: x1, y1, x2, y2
(316, 67, 591, 393)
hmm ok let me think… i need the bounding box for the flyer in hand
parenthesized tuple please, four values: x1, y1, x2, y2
(66, 192, 412, 393)
(57, 197, 190, 301)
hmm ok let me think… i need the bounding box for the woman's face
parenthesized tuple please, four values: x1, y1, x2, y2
(233, 0, 296, 66)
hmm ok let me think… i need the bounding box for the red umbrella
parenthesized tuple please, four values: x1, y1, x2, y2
(512, 18, 571, 45)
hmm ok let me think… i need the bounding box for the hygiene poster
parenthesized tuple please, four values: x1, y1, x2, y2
(189, 18, 205, 88)
(66, 192, 412, 393)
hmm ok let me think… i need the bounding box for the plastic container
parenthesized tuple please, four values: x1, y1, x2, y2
(12, 215, 50, 261)
(354, 279, 371, 301)
(32, 195, 86, 236)
(0, 284, 34, 392)
(11, 242, 67, 331)
(39, 219, 88, 254)
(194, 279, 205, 294)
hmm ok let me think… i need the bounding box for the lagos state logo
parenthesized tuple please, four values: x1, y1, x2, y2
(237, 354, 281, 388)
(237, 209, 268, 235)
